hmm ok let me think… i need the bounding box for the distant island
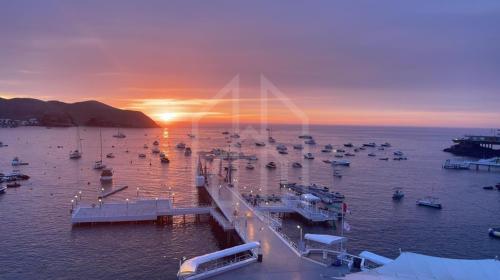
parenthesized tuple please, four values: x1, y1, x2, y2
(0, 98, 159, 128)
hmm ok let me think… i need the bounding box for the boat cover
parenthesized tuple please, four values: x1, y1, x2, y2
(178, 241, 260, 277)
(304, 234, 346, 245)
(359, 251, 393, 265)
(342, 252, 500, 280)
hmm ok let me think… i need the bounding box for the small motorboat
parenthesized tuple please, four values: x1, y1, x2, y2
(278, 150, 288, 155)
(324, 144, 333, 150)
(394, 156, 408, 160)
(106, 153, 115, 158)
(393, 151, 404, 156)
(113, 131, 126, 138)
(152, 147, 160, 154)
(321, 149, 332, 153)
(333, 170, 342, 178)
(160, 154, 170, 163)
(69, 150, 82, 159)
(184, 147, 192, 156)
(188, 133, 195, 138)
(12, 157, 28, 166)
(332, 160, 350, 166)
(334, 154, 344, 158)
(255, 141, 266, 147)
(483, 186, 494, 190)
(230, 133, 240, 138)
(381, 142, 391, 147)
(378, 147, 385, 151)
(143, 144, 149, 149)
(489, 227, 500, 238)
(392, 188, 404, 200)
(354, 148, 360, 152)
(379, 157, 389, 161)
(245, 162, 255, 170)
(93, 160, 106, 170)
(323, 159, 332, 164)
(345, 153, 355, 157)
(298, 135, 313, 139)
(363, 142, 376, 147)
(368, 153, 376, 157)
(138, 153, 146, 158)
(268, 136, 276, 143)
(304, 139, 316, 145)
(293, 144, 304, 150)
(292, 162, 302, 168)
(344, 143, 353, 147)
(304, 153, 314, 160)
(0, 141, 7, 147)
(359, 147, 366, 151)
(7, 181, 21, 188)
(234, 142, 242, 148)
(100, 168, 113, 182)
(416, 197, 442, 209)
(266, 162, 277, 169)
(176, 143, 186, 149)
(0, 185, 6, 194)
(153, 140, 159, 146)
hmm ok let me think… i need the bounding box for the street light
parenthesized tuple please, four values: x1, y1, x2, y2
(297, 225, 303, 244)
(136, 187, 140, 197)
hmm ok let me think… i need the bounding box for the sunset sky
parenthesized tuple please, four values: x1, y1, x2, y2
(1, 1, 499, 127)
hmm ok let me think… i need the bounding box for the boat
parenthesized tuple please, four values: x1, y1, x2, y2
(332, 160, 350, 166)
(176, 142, 186, 149)
(292, 162, 302, 168)
(379, 157, 389, 161)
(293, 144, 303, 150)
(345, 153, 355, 157)
(268, 137, 276, 143)
(0, 141, 7, 147)
(138, 153, 146, 158)
(233, 142, 242, 148)
(333, 170, 342, 178)
(230, 133, 240, 138)
(184, 147, 192, 156)
(106, 153, 115, 158)
(266, 162, 277, 169)
(394, 156, 408, 161)
(255, 141, 266, 147)
(321, 149, 332, 153)
(100, 168, 113, 182)
(188, 133, 195, 138)
(69, 127, 83, 159)
(6, 181, 21, 188)
(368, 153, 376, 157)
(324, 144, 333, 150)
(93, 129, 106, 170)
(416, 197, 442, 209)
(381, 142, 391, 147)
(112, 129, 126, 138)
(489, 227, 500, 238)
(143, 144, 149, 149)
(152, 147, 160, 154)
(11, 157, 28, 166)
(304, 153, 314, 159)
(0, 185, 6, 194)
(354, 148, 360, 152)
(344, 143, 353, 147)
(222, 131, 229, 135)
(334, 153, 344, 158)
(278, 150, 288, 155)
(160, 154, 170, 163)
(359, 147, 366, 150)
(153, 140, 159, 146)
(323, 159, 332, 164)
(393, 151, 404, 156)
(298, 135, 313, 139)
(363, 142, 376, 147)
(392, 188, 404, 200)
(304, 139, 316, 145)
(245, 162, 255, 170)
(483, 186, 494, 190)
(378, 147, 385, 151)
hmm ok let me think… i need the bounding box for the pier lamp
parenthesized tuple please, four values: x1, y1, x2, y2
(126, 198, 129, 210)
(74, 195, 78, 204)
(78, 190, 82, 200)
(70, 199, 74, 210)
(136, 187, 140, 197)
(172, 193, 175, 204)
(297, 225, 303, 244)
(155, 197, 158, 208)
(101, 187, 104, 193)
(98, 198, 102, 208)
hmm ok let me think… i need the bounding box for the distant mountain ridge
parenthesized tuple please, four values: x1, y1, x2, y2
(0, 98, 159, 128)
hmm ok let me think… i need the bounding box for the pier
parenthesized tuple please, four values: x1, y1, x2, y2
(98, 185, 128, 199)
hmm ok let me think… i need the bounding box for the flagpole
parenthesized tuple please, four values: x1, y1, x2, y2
(341, 203, 344, 251)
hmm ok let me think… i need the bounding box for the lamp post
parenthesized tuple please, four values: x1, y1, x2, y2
(98, 198, 102, 208)
(70, 199, 74, 211)
(126, 198, 129, 214)
(136, 187, 140, 197)
(155, 197, 158, 209)
(297, 225, 303, 251)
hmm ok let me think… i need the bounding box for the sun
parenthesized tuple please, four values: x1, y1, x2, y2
(158, 112, 177, 122)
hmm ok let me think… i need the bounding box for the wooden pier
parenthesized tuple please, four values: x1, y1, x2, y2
(98, 185, 128, 199)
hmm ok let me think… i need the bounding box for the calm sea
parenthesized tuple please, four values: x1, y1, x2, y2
(1, 125, 499, 279)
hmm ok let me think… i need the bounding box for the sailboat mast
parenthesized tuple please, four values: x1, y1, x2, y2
(99, 128, 103, 161)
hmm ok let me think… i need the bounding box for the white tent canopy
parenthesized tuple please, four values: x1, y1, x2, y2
(304, 234, 346, 245)
(342, 252, 500, 280)
(178, 242, 260, 277)
(301, 193, 321, 202)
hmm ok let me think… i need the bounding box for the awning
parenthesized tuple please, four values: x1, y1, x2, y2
(178, 241, 260, 277)
(304, 234, 346, 245)
(359, 251, 393, 265)
(301, 193, 321, 202)
(342, 252, 500, 280)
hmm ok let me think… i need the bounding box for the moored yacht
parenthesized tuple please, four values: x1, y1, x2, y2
(304, 153, 314, 160)
(69, 150, 82, 159)
(106, 153, 115, 158)
(304, 139, 316, 145)
(100, 168, 113, 182)
(255, 141, 266, 147)
(292, 162, 302, 168)
(293, 144, 304, 150)
(266, 162, 277, 169)
(113, 129, 126, 138)
(184, 147, 192, 156)
(331, 160, 350, 166)
(344, 143, 353, 147)
(152, 146, 160, 154)
(153, 140, 159, 146)
(363, 142, 376, 147)
(93, 160, 106, 170)
(381, 142, 392, 147)
(176, 142, 186, 149)
(11, 157, 28, 166)
(416, 196, 442, 209)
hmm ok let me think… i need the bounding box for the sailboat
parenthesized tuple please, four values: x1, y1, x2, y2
(69, 127, 82, 159)
(113, 128, 126, 138)
(267, 128, 276, 143)
(93, 129, 106, 170)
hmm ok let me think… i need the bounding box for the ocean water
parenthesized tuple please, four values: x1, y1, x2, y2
(0, 125, 499, 279)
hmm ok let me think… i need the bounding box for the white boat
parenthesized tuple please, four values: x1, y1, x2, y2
(69, 127, 83, 159)
(255, 141, 266, 147)
(332, 160, 350, 166)
(100, 168, 113, 182)
(293, 144, 304, 150)
(176, 142, 186, 149)
(304, 153, 314, 160)
(152, 147, 160, 154)
(334, 153, 344, 158)
(11, 157, 28, 166)
(0, 185, 6, 194)
(292, 162, 302, 168)
(113, 129, 126, 138)
(416, 196, 442, 209)
(304, 139, 316, 145)
(93, 129, 106, 170)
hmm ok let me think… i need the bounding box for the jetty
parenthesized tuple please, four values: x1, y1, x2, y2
(97, 185, 128, 199)
(443, 157, 500, 172)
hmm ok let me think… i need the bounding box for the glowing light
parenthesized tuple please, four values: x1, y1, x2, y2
(158, 112, 177, 122)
